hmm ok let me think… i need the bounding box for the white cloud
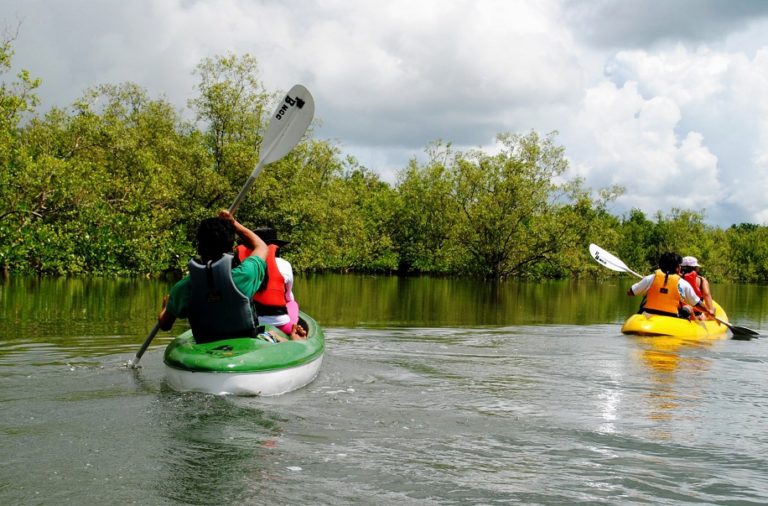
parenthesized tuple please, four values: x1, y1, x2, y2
(564, 80, 721, 216)
(281, 0, 585, 149)
(609, 46, 730, 105)
(4, 0, 768, 225)
(574, 44, 768, 224)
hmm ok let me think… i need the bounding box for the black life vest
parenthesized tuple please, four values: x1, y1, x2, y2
(187, 253, 256, 343)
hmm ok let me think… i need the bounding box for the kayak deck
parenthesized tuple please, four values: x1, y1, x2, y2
(163, 312, 324, 396)
(164, 312, 324, 373)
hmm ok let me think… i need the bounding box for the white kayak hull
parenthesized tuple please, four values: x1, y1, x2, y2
(164, 353, 323, 396)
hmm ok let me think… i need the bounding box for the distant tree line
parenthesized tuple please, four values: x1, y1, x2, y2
(2, 40, 767, 283)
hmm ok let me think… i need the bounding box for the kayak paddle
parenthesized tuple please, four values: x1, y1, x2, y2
(589, 243, 760, 339)
(128, 84, 315, 368)
(230, 84, 315, 214)
(588, 243, 643, 278)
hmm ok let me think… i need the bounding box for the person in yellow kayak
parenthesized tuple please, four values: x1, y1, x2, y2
(680, 256, 714, 319)
(627, 252, 716, 320)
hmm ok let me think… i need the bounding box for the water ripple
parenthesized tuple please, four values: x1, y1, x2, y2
(3, 323, 768, 504)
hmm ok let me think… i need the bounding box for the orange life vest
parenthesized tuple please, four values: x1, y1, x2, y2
(643, 270, 681, 317)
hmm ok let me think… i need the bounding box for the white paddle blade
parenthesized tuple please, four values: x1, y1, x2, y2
(589, 244, 627, 272)
(258, 84, 315, 169)
(230, 84, 315, 213)
(589, 244, 644, 278)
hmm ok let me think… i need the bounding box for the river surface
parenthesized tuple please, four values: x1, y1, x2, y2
(1, 274, 768, 505)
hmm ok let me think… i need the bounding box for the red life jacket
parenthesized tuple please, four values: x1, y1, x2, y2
(683, 271, 703, 298)
(236, 244, 251, 263)
(251, 244, 287, 315)
(683, 270, 706, 315)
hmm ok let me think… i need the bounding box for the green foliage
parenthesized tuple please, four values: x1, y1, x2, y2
(390, 133, 622, 279)
(0, 35, 42, 272)
(723, 224, 768, 283)
(3, 37, 768, 282)
(188, 53, 268, 185)
(392, 150, 461, 274)
(237, 144, 400, 273)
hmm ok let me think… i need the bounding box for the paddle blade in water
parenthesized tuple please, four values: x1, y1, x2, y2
(130, 321, 161, 368)
(719, 318, 760, 338)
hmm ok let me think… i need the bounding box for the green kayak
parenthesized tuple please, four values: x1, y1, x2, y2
(164, 312, 324, 396)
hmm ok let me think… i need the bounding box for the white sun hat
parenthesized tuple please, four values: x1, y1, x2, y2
(681, 256, 701, 267)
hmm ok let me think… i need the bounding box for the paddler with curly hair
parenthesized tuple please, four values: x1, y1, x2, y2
(158, 210, 268, 343)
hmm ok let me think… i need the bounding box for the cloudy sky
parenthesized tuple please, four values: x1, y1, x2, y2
(4, 0, 768, 226)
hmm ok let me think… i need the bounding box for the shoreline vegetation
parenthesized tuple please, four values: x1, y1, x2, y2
(2, 42, 768, 283)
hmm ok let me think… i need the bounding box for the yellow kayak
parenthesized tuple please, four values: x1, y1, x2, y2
(621, 302, 729, 338)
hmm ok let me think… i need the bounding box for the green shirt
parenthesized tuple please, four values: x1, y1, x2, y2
(166, 255, 266, 318)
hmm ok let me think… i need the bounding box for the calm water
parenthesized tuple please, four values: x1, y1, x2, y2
(1, 274, 768, 505)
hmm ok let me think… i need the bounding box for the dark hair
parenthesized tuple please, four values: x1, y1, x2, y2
(658, 252, 682, 275)
(196, 217, 235, 261)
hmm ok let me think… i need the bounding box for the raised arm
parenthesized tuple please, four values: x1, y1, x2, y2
(218, 210, 268, 260)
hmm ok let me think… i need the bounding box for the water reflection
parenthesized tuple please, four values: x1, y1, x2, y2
(631, 335, 715, 439)
(2, 275, 764, 353)
(0, 275, 169, 354)
(152, 390, 286, 504)
(297, 274, 640, 327)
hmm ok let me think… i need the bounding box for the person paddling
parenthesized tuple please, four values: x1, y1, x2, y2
(681, 256, 714, 319)
(158, 210, 268, 343)
(627, 252, 715, 320)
